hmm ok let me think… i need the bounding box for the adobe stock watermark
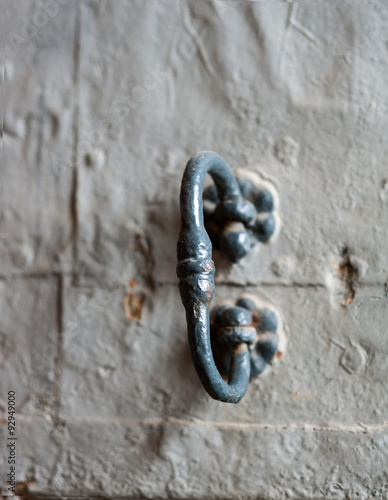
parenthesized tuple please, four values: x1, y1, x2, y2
(50, 65, 171, 182)
(244, 108, 294, 156)
(210, 0, 246, 21)
(5, 0, 71, 60)
(111, 66, 171, 119)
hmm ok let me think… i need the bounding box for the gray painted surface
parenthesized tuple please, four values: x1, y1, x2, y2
(1, 0, 387, 498)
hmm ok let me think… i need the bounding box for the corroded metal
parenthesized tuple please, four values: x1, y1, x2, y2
(203, 168, 280, 260)
(177, 151, 284, 403)
(211, 296, 286, 382)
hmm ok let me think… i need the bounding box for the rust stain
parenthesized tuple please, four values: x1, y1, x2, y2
(124, 292, 145, 321)
(135, 233, 150, 257)
(128, 278, 137, 289)
(292, 390, 315, 401)
(337, 248, 358, 306)
(193, 301, 201, 318)
(275, 350, 283, 359)
(15, 479, 35, 497)
(233, 343, 249, 354)
(251, 312, 260, 328)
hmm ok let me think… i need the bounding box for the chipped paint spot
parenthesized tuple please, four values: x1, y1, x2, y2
(135, 233, 151, 257)
(15, 479, 35, 497)
(193, 301, 201, 318)
(327, 245, 367, 307)
(124, 292, 145, 321)
(128, 278, 137, 288)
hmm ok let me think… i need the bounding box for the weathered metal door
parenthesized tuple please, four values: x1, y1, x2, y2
(1, 1, 387, 498)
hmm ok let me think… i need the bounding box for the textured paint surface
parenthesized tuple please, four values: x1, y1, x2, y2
(1, 1, 387, 498)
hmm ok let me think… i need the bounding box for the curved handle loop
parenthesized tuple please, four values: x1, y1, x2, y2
(177, 152, 254, 403)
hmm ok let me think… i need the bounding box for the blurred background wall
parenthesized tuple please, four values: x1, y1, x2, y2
(1, 1, 387, 498)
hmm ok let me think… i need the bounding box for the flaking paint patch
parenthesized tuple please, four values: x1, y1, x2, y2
(14, 478, 36, 497)
(326, 245, 367, 307)
(124, 280, 146, 321)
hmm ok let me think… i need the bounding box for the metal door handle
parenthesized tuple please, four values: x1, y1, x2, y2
(177, 152, 285, 403)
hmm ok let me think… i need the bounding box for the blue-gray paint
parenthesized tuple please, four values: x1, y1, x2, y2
(211, 301, 281, 381)
(177, 152, 281, 403)
(203, 170, 278, 260)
